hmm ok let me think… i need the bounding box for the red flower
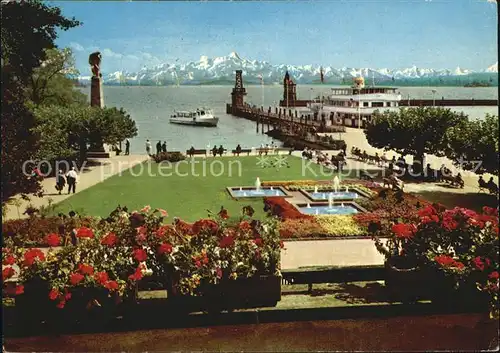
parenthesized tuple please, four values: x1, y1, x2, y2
(239, 221, 252, 231)
(192, 219, 219, 235)
(76, 227, 94, 239)
(101, 232, 118, 246)
(14, 285, 24, 295)
(56, 300, 66, 309)
(64, 291, 72, 301)
(94, 271, 109, 285)
(473, 256, 488, 271)
(70, 272, 85, 285)
(219, 236, 235, 248)
(78, 263, 94, 275)
(158, 208, 168, 217)
(136, 226, 147, 235)
(128, 266, 144, 281)
(141, 205, 151, 213)
(442, 218, 458, 231)
(254, 238, 263, 247)
(158, 243, 173, 255)
(467, 217, 485, 229)
(133, 248, 147, 262)
(216, 267, 223, 279)
(483, 206, 497, 216)
(418, 205, 436, 218)
(489, 271, 499, 280)
(280, 240, 285, 249)
(2, 267, 16, 280)
(218, 208, 229, 220)
(195, 260, 202, 268)
(23, 248, 45, 266)
(44, 233, 61, 247)
(202, 255, 209, 265)
(391, 223, 415, 239)
(175, 220, 194, 235)
(435, 255, 464, 269)
(49, 289, 60, 300)
(104, 280, 119, 291)
(2, 255, 16, 266)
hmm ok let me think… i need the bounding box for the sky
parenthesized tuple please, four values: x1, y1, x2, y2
(51, 0, 498, 74)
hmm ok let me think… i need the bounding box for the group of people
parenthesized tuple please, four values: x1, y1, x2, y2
(478, 175, 498, 194)
(145, 139, 168, 156)
(301, 147, 347, 171)
(55, 168, 79, 195)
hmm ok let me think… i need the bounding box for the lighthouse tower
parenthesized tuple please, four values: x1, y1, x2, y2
(231, 70, 247, 113)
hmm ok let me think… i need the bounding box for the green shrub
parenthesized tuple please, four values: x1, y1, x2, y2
(152, 152, 186, 163)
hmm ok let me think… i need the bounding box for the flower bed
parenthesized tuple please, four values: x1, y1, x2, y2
(152, 152, 186, 163)
(261, 180, 330, 187)
(368, 203, 499, 319)
(2, 205, 283, 319)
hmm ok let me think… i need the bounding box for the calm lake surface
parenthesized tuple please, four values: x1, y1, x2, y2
(82, 85, 498, 154)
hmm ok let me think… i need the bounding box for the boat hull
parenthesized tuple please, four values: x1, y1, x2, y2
(169, 118, 219, 127)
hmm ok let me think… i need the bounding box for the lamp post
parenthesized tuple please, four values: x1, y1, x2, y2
(358, 92, 361, 129)
(431, 89, 437, 107)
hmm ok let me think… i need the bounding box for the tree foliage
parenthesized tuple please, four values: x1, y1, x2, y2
(1, 0, 80, 83)
(33, 105, 138, 162)
(27, 48, 87, 106)
(365, 107, 469, 159)
(445, 114, 499, 175)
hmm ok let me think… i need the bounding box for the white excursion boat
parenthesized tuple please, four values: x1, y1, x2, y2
(307, 77, 402, 128)
(169, 109, 219, 127)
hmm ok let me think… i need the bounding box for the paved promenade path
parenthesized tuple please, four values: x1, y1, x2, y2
(3, 154, 149, 221)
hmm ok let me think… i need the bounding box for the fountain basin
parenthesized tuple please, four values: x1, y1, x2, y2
(227, 186, 291, 199)
(294, 201, 367, 216)
(300, 186, 372, 202)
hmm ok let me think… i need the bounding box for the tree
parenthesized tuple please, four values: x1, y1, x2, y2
(365, 107, 469, 175)
(1, 0, 80, 203)
(33, 105, 138, 163)
(445, 114, 499, 175)
(27, 48, 87, 106)
(1, 0, 80, 83)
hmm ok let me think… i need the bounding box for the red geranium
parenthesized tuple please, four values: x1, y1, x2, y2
(391, 223, 415, 239)
(192, 219, 219, 235)
(2, 267, 16, 280)
(158, 243, 173, 255)
(254, 238, 263, 247)
(56, 300, 66, 309)
(104, 280, 119, 291)
(49, 288, 60, 300)
(219, 236, 235, 248)
(418, 205, 437, 218)
(76, 227, 94, 239)
(239, 221, 252, 231)
(218, 208, 229, 220)
(94, 271, 109, 285)
(14, 285, 24, 295)
(133, 248, 147, 262)
(128, 266, 144, 281)
(435, 255, 465, 269)
(489, 271, 499, 280)
(2, 255, 16, 266)
(23, 248, 45, 266)
(101, 232, 118, 246)
(44, 233, 61, 247)
(473, 256, 490, 271)
(70, 272, 85, 285)
(78, 263, 94, 275)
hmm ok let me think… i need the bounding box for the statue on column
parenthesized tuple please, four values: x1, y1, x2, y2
(89, 52, 102, 78)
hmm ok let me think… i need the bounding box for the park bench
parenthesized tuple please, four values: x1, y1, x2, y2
(274, 148, 294, 155)
(186, 149, 207, 157)
(256, 148, 270, 156)
(232, 149, 252, 156)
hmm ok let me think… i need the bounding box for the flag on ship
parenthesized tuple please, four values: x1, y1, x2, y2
(320, 67, 324, 83)
(258, 74, 263, 84)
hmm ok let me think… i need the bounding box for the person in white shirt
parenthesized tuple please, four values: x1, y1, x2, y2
(145, 139, 152, 155)
(66, 167, 78, 194)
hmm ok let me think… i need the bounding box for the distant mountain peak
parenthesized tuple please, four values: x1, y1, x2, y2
(77, 53, 498, 86)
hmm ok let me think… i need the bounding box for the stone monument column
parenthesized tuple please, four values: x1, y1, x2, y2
(87, 52, 108, 156)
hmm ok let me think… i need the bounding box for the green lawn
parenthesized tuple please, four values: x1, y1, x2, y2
(52, 156, 349, 222)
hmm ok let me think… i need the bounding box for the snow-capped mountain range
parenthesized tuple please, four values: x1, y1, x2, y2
(78, 52, 498, 86)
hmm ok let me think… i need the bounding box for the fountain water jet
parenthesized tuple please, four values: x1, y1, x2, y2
(314, 186, 318, 193)
(328, 193, 334, 208)
(255, 177, 261, 192)
(315, 209, 319, 215)
(307, 203, 311, 208)
(333, 176, 340, 193)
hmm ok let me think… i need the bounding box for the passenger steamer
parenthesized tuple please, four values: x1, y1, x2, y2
(169, 109, 219, 127)
(307, 77, 402, 128)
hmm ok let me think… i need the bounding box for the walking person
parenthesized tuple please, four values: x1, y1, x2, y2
(125, 139, 130, 155)
(145, 139, 152, 155)
(66, 167, 78, 194)
(55, 170, 66, 195)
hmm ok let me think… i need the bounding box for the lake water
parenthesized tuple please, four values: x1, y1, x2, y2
(83, 85, 498, 154)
